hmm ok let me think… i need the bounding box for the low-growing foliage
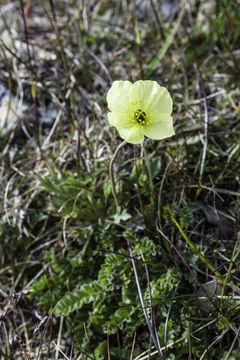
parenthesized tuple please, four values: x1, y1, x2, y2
(0, 0, 240, 359)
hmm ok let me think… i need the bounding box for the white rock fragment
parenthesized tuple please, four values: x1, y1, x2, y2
(0, 95, 25, 136)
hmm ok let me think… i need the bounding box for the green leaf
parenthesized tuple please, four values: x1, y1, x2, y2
(149, 157, 161, 179)
(54, 282, 103, 317)
(39, 176, 59, 194)
(94, 340, 107, 360)
(105, 306, 131, 334)
(103, 181, 112, 199)
(112, 207, 131, 224)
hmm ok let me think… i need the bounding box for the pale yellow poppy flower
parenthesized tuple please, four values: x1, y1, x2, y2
(107, 80, 175, 144)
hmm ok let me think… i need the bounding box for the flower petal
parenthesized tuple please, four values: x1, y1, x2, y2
(116, 126, 144, 144)
(143, 114, 175, 140)
(149, 87, 173, 114)
(129, 80, 172, 114)
(107, 112, 133, 128)
(107, 80, 132, 112)
(130, 80, 157, 103)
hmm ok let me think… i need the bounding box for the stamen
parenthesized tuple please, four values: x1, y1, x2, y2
(134, 109, 146, 125)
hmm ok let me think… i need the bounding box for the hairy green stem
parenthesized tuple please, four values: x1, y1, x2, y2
(133, 146, 145, 217)
(109, 141, 126, 207)
(111, 142, 162, 357)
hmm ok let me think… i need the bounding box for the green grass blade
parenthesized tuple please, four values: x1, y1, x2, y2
(145, 6, 185, 78)
(168, 207, 223, 280)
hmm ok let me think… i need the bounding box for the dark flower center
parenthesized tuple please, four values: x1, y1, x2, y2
(134, 109, 146, 125)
